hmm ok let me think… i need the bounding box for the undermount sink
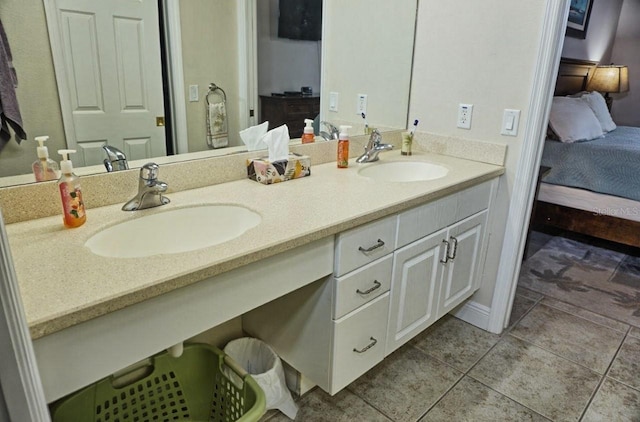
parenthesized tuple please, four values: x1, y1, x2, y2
(85, 204, 261, 258)
(358, 161, 449, 182)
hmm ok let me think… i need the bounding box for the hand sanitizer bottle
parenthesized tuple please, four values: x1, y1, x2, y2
(301, 119, 315, 144)
(337, 125, 352, 168)
(32, 136, 59, 181)
(57, 149, 86, 228)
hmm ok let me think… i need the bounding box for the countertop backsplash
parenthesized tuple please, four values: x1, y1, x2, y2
(0, 130, 506, 224)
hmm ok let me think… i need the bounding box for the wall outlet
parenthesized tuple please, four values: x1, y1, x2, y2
(457, 104, 473, 129)
(329, 92, 339, 112)
(357, 94, 367, 115)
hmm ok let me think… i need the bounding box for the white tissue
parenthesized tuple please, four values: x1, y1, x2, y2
(239, 121, 269, 151)
(262, 124, 290, 162)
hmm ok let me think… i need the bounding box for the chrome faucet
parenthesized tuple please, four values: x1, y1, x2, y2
(356, 129, 394, 163)
(122, 163, 170, 211)
(103, 145, 129, 172)
(319, 121, 339, 141)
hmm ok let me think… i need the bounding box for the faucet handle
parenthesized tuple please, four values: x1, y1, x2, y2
(140, 162, 160, 182)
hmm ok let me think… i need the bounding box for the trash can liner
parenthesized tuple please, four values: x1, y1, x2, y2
(224, 337, 298, 420)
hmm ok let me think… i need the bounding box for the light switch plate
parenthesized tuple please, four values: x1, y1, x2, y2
(189, 85, 199, 102)
(357, 94, 367, 115)
(329, 92, 339, 112)
(501, 109, 520, 136)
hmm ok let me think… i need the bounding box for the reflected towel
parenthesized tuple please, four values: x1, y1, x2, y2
(207, 102, 228, 149)
(0, 18, 26, 151)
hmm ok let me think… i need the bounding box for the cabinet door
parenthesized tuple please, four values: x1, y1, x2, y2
(438, 211, 486, 315)
(386, 229, 446, 355)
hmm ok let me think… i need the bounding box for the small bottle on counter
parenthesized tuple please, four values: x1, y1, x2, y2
(301, 119, 315, 144)
(57, 149, 86, 228)
(337, 125, 352, 168)
(32, 136, 59, 181)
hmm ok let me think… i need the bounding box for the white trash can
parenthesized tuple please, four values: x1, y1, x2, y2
(224, 337, 298, 420)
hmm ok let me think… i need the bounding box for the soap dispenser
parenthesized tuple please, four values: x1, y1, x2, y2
(32, 136, 59, 181)
(57, 149, 86, 228)
(337, 125, 352, 168)
(301, 119, 315, 144)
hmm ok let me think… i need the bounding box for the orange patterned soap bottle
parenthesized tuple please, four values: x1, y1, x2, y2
(337, 125, 352, 168)
(57, 149, 86, 228)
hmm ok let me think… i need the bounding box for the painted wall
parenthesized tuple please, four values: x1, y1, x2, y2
(561, 0, 623, 62)
(0, 1, 66, 178)
(320, 0, 416, 134)
(609, 0, 640, 126)
(409, 0, 548, 308)
(257, 0, 322, 97)
(180, 1, 242, 151)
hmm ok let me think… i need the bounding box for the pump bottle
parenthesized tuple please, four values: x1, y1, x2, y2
(32, 136, 59, 181)
(301, 119, 315, 144)
(337, 125, 352, 168)
(58, 149, 86, 228)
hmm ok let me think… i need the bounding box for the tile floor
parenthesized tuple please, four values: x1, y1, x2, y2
(260, 235, 640, 422)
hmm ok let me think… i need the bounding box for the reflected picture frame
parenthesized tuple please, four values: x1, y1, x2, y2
(566, 0, 593, 39)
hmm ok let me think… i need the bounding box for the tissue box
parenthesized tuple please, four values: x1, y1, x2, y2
(247, 153, 311, 184)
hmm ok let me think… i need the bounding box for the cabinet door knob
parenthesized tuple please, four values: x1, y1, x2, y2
(353, 337, 378, 353)
(440, 239, 450, 264)
(358, 239, 385, 253)
(448, 236, 458, 260)
(356, 280, 382, 295)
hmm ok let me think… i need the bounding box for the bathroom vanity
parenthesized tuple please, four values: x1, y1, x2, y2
(243, 179, 495, 393)
(4, 148, 503, 403)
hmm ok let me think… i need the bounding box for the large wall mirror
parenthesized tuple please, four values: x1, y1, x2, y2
(0, 0, 417, 186)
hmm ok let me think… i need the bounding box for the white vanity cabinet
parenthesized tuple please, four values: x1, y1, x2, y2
(243, 215, 397, 395)
(244, 178, 497, 395)
(386, 210, 487, 353)
(386, 180, 492, 353)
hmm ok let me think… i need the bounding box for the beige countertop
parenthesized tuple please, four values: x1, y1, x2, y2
(6, 150, 503, 339)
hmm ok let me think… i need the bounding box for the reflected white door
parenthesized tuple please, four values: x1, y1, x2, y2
(46, 0, 166, 167)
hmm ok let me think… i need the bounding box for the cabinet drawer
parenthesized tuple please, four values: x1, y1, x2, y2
(335, 215, 397, 276)
(330, 292, 389, 394)
(333, 254, 392, 319)
(397, 195, 456, 247)
(455, 180, 492, 222)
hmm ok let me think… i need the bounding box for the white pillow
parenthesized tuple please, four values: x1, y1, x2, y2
(548, 97, 604, 143)
(581, 91, 617, 133)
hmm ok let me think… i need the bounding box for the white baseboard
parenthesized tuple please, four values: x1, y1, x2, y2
(451, 300, 491, 331)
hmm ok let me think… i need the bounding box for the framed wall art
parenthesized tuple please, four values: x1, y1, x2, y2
(566, 0, 593, 39)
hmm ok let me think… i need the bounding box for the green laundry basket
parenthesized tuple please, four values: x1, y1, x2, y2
(50, 344, 266, 422)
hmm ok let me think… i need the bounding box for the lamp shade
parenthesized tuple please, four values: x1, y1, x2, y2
(587, 65, 629, 94)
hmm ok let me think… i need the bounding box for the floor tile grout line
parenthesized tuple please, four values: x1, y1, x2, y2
(463, 374, 554, 422)
(537, 298, 632, 334)
(577, 326, 632, 421)
(413, 372, 466, 422)
(502, 293, 544, 334)
(505, 331, 611, 377)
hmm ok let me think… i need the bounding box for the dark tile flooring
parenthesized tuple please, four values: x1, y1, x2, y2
(261, 233, 640, 421)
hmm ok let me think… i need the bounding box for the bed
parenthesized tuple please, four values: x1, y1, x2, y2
(532, 58, 640, 248)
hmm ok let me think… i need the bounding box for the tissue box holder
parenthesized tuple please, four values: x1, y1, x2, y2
(247, 153, 311, 185)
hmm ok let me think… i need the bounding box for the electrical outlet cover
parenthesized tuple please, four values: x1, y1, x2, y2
(457, 104, 473, 129)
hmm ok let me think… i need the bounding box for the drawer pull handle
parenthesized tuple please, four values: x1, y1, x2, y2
(356, 280, 382, 295)
(358, 239, 385, 253)
(440, 239, 450, 264)
(448, 236, 458, 260)
(353, 337, 378, 353)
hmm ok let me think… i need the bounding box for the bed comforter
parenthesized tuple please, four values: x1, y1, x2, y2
(541, 126, 640, 202)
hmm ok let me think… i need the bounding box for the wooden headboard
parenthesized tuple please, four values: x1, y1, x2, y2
(554, 58, 598, 96)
